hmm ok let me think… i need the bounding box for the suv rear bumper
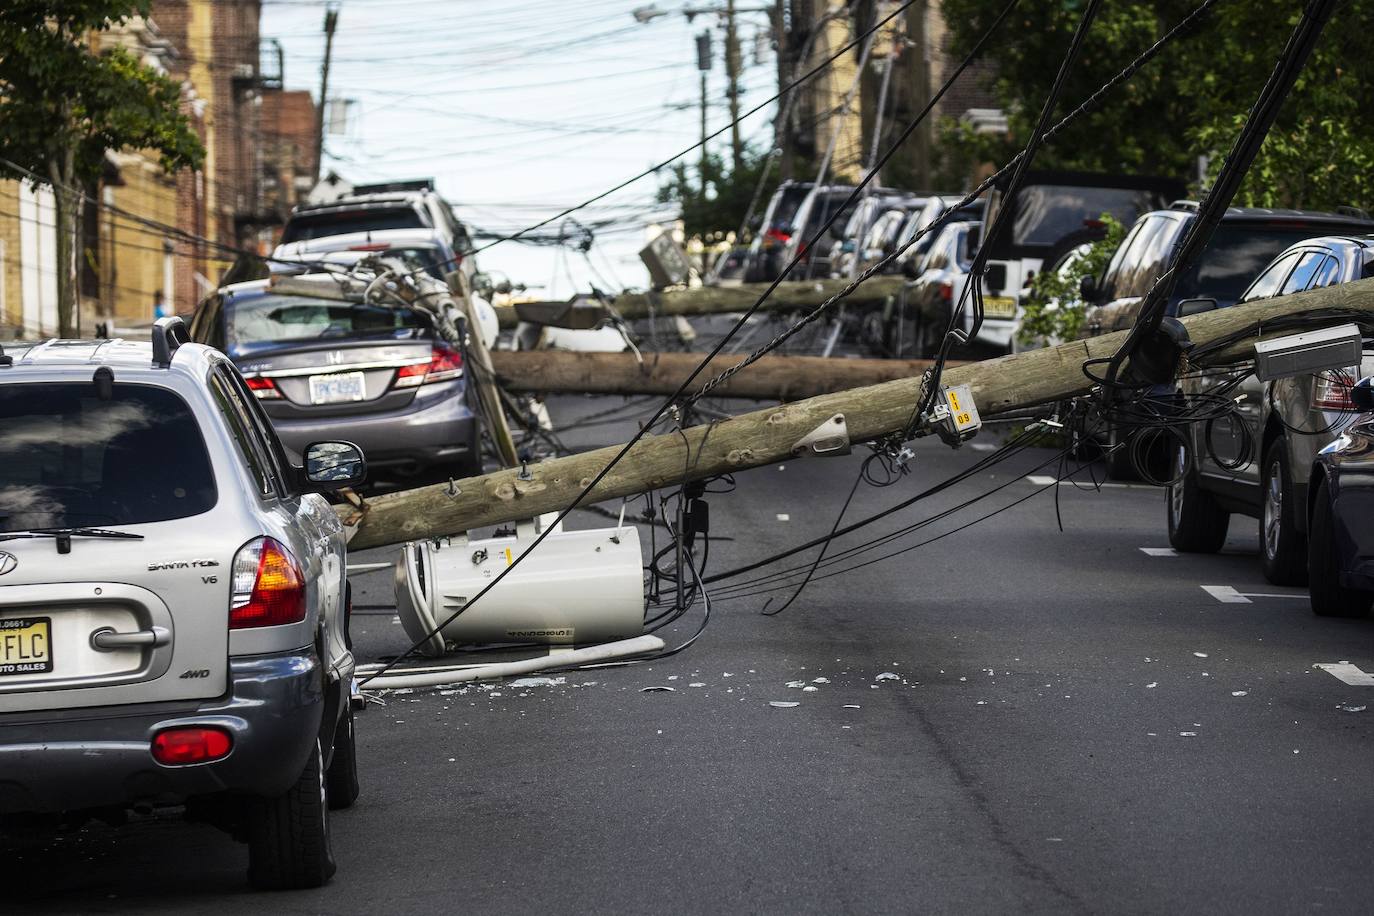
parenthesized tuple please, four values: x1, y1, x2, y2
(0, 650, 324, 815)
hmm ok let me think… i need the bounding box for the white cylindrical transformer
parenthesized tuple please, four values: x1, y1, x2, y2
(393, 525, 645, 657)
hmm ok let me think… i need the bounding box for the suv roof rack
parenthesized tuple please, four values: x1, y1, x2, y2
(1336, 205, 1372, 220)
(1169, 200, 1200, 211)
(151, 316, 190, 368)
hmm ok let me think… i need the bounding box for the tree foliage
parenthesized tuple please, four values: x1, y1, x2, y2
(656, 146, 776, 241)
(938, 0, 1374, 210)
(1017, 212, 1124, 346)
(0, 1, 204, 333)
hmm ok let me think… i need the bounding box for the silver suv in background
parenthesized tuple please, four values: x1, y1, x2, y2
(0, 323, 364, 889)
(1168, 235, 1374, 585)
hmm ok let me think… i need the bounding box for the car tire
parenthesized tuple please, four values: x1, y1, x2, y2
(1308, 479, 1373, 618)
(1104, 425, 1138, 481)
(326, 705, 360, 811)
(246, 738, 337, 890)
(1168, 442, 1229, 553)
(1260, 439, 1307, 586)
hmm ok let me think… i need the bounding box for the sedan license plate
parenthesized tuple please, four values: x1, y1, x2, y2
(0, 617, 53, 676)
(983, 296, 1017, 319)
(309, 371, 366, 405)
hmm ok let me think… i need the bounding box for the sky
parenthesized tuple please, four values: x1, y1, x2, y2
(262, 0, 782, 298)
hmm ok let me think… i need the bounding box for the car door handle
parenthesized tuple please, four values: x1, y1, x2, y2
(90, 626, 171, 651)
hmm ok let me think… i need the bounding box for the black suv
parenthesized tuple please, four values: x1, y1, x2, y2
(1078, 203, 1374, 477)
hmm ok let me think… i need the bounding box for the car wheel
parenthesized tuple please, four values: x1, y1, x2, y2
(326, 705, 360, 811)
(1260, 439, 1307, 586)
(1104, 425, 1138, 481)
(1167, 441, 1229, 553)
(246, 738, 337, 890)
(1308, 479, 1373, 618)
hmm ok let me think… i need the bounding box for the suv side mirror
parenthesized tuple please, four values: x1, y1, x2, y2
(1352, 377, 1374, 412)
(1078, 274, 1100, 302)
(302, 441, 367, 490)
(1176, 297, 1218, 318)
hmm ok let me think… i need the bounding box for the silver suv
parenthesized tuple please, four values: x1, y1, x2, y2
(1169, 235, 1374, 585)
(0, 319, 365, 889)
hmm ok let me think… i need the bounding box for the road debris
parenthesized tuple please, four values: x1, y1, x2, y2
(769, 701, 800, 709)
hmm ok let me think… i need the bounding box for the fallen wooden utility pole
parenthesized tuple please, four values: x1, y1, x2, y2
(342, 279, 1374, 549)
(487, 350, 957, 401)
(491, 277, 906, 328)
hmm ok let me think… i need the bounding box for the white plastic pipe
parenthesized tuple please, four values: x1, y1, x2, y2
(361, 635, 664, 689)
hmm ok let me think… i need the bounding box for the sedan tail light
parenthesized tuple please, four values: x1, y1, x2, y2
(230, 537, 306, 629)
(1314, 370, 1357, 411)
(394, 343, 464, 388)
(152, 727, 233, 765)
(244, 376, 282, 400)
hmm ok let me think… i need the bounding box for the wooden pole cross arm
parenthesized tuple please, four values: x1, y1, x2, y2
(341, 278, 1374, 550)
(490, 277, 907, 328)
(486, 350, 957, 401)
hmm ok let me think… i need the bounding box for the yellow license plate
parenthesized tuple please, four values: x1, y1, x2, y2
(983, 296, 1017, 319)
(0, 617, 53, 676)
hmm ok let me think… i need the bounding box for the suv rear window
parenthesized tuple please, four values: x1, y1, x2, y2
(224, 294, 431, 354)
(764, 185, 813, 231)
(1009, 185, 1163, 251)
(0, 383, 217, 531)
(280, 207, 427, 243)
(1175, 224, 1354, 303)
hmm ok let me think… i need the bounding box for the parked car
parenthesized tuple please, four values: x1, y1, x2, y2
(272, 227, 463, 287)
(1168, 234, 1374, 585)
(281, 179, 477, 285)
(188, 273, 485, 481)
(777, 184, 859, 280)
(1308, 376, 1374, 617)
(744, 180, 814, 282)
(891, 196, 985, 277)
(0, 323, 363, 888)
(977, 171, 1184, 355)
(1079, 204, 1374, 478)
(894, 220, 978, 357)
(830, 191, 921, 279)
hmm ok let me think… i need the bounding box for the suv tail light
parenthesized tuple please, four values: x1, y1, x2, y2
(765, 227, 791, 246)
(939, 281, 953, 302)
(394, 343, 463, 388)
(1315, 370, 1356, 411)
(230, 537, 306, 629)
(152, 727, 233, 765)
(244, 376, 282, 400)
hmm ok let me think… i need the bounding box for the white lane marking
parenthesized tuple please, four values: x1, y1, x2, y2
(1315, 663, 1374, 686)
(1140, 547, 1178, 557)
(1201, 585, 1307, 604)
(1024, 475, 1153, 490)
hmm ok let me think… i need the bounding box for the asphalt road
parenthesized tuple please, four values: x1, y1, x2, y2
(11, 394, 1374, 914)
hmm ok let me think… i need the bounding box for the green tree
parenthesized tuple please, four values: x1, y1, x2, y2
(0, 1, 204, 336)
(1017, 212, 1123, 346)
(938, 0, 1374, 210)
(657, 146, 775, 242)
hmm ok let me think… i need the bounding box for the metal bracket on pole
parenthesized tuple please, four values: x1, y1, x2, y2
(791, 413, 851, 458)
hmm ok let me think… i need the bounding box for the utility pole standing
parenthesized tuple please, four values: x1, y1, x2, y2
(771, 0, 793, 180)
(725, 0, 744, 173)
(696, 29, 712, 198)
(314, 2, 340, 184)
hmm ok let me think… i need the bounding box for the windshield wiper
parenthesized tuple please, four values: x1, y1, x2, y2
(0, 527, 145, 555)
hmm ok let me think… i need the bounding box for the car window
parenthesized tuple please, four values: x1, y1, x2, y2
(218, 363, 296, 496)
(1238, 250, 1301, 302)
(1308, 254, 1343, 289)
(208, 370, 277, 498)
(281, 207, 427, 243)
(1112, 217, 1164, 300)
(924, 236, 950, 271)
(223, 293, 429, 355)
(1176, 225, 1362, 303)
(1279, 250, 1329, 295)
(0, 382, 217, 531)
(1100, 217, 1151, 300)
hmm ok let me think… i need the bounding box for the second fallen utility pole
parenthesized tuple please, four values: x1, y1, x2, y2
(341, 278, 1374, 549)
